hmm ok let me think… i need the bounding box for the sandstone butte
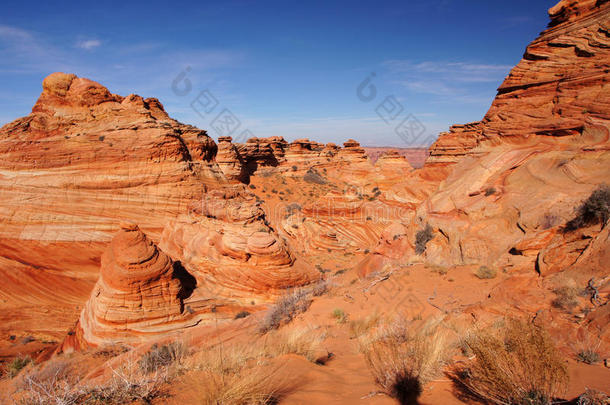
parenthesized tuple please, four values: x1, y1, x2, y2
(0, 0, 609, 403)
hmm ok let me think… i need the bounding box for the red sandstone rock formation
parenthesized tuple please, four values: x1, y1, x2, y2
(0, 72, 226, 337)
(428, 0, 610, 164)
(62, 223, 197, 350)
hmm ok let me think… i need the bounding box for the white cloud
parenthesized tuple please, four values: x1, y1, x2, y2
(76, 39, 102, 50)
(380, 59, 512, 103)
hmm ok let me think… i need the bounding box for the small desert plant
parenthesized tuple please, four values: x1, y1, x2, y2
(190, 342, 293, 404)
(309, 279, 330, 296)
(192, 367, 287, 405)
(303, 169, 327, 185)
(19, 369, 81, 405)
(360, 318, 447, 404)
(265, 327, 326, 363)
(455, 319, 568, 405)
(572, 335, 602, 365)
(234, 310, 251, 319)
(332, 308, 347, 323)
(349, 312, 381, 339)
(564, 185, 610, 232)
(88, 358, 167, 404)
(576, 388, 609, 405)
(6, 355, 31, 378)
(576, 349, 601, 365)
(485, 187, 496, 196)
(415, 223, 434, 254)
(258, 289, 312, 333)
(139, 341, 187, 374)
(540, 213, 560, 230)
(475, 266, 497, 279)
(551, 286, 581, 311)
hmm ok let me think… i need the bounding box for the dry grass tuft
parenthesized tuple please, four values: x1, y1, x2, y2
(188, 341, 295, 404)
(332, 308, 348, 324)
(576, 388, 609, 405)
(475, 266, 497, 279)
(139, 341, 188, 374)
(572, 335, 602, 365)
(264, 327, 327, 363)
(349, 312, 381, 339)
(455, 319, 568, 405)
(359, 318, 448, 404)
(551, 286, 582, 311)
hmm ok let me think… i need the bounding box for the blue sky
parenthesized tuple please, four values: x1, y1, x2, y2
(1, 0, 556, 146)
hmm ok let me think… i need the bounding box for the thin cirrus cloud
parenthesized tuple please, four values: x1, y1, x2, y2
(381, 59, 513, 101)
(76, 39, 102, 50)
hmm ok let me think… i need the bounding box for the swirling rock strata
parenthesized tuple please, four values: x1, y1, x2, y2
(64, 223, 197, 349)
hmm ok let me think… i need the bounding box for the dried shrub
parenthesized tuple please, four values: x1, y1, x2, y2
(360, 319, 447, 404)
(576, 388, 609, 405)
(139, 341, 187, 374)
(190, 342, 294, 404)
(485, 187, 496, 196)
(349, 312, 381, 339)
(572, 335, 602, 365)
(576, 349, 601, 365)
(309, 279, 330, 296)
(540, 214, 560, 230)
(475, 266, 497, 279)
(455, 319, 568, 405)
(564, 185, 610, 232)
(415, 223, 434, 255)
(19, 368, 81, 405)
(87, 356, 167, 404)
(551, 286, 581, 311)
(6, 355, 31, 378)
(258, 289, 312, 333)
(303, 169, 327, 185)
(265, 327, 326, 363)
(234, 311, 251, 319)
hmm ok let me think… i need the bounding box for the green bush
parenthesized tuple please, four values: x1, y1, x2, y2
(565, 185, 610, 232)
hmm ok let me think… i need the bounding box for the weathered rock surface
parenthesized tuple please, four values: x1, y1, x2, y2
(62, 223, 198, 350)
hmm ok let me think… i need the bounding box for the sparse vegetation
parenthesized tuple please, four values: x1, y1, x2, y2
(5, 355, 31, 378)
(258, 289, 312, 333)
(576, 388, 609, 405)
(551, 285, 582, 311)
(332, 308, 347, 323)
(576, 349, 601, 365)
(309, 279, 329, 296)
(265, 327, 326, 363)
(415, 223, 434, 255)
(360, 318, 448, 404)
(540, 213, 560, 230)
(485, 187, 496, 196)
(455, 319, 568, 405)
(349, 312, 381, 339)
(475, 266, 497, 279)
(564, 185, 610, 232)
(573, 335, 602, 365)
(303, 168, 327, 185)
(234, 310, 251, 319)
(139, 341, 187, 374)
